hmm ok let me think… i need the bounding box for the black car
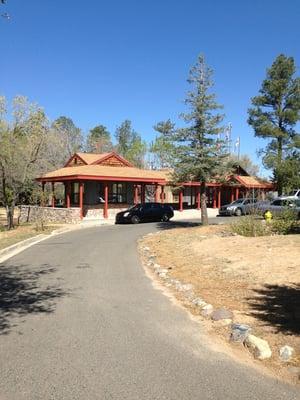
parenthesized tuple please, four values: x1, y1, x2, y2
(115, 203, 174, 224)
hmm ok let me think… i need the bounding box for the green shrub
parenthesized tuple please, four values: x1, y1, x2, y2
(230, 216, 270, 237)
(270, 208, 298, 235)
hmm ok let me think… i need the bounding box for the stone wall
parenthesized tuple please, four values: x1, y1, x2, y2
(19, 205, 81, 224)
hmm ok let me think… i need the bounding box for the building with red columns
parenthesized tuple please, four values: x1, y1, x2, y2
(36, 151, 273, 220)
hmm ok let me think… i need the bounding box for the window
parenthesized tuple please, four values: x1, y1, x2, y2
(72, 182, 79, 204)
(109, 183, 127, 203)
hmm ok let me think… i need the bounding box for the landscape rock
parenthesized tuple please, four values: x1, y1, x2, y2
(143, 246, 150, 252)
(230, 324, 251, 342)
(279, 345, 294, 362)
(158, 271, 168, 279)
(192, 298, 207, 308)
(211, 308, 233, 321)
(201, 304, 214, 317)
(245, 334, 272, 360)
(178, 283, 193, 292)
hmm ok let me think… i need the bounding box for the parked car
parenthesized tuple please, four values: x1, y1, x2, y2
(279, 189, 300, 200)
(115, 203, 174, 224)
(255, 198, 300, 219)
(218, 198, 258, 217)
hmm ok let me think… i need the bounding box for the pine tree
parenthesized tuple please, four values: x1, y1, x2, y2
(248, 54, 300, 195)
(171, 55, 228, 225)
(86, 125, 113, 153)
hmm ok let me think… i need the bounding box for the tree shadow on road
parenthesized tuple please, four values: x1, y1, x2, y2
(156, 221, 202, 231)
(0, 263, 68, 335)
(247, 284, 300, 335)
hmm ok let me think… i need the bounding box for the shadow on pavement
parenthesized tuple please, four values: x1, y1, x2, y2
(248, 284, 300, 335)
(156, 220, 202, 231)
(0, 263, 68, 335)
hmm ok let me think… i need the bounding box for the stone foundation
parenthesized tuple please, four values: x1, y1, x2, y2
(19, 205, 81, 224)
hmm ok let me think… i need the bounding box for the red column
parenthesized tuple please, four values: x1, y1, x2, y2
(235, 187, 239, 200)
(134, 185, 139, 205)
(51, 182, 55, 208)
(141, 184, 146, 203)
(161, 185, 165, 203)
(218, 187, 221, 208)
(213, 187, 217, 209)
(179, 190, 183, 212)
(155, 184, 159, 202)
(230, 188, 234, 203)
(66, 182, 71, 208)
(197, 188, 200, 210)
(103, 183, 108, 219)
(79, 182, 84, 219)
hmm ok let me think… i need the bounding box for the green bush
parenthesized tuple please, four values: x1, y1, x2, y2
(230, 216, 270, 237)
(270, 209, 299, 235)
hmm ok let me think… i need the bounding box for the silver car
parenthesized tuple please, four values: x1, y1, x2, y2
(218, 198, 258, 217)
(256, 198, 300, 219)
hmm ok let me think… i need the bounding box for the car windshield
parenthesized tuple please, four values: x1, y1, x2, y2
(230, 199, 244, 205)
(128, 205, 140, 211)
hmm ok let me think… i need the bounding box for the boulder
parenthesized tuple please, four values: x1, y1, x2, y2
(245, 334, 272, 360)
(192, 298, 207, 308)
(230, 324, 251, 343)
(279, 345, 294, 362)
(201, 304, 214, 317)
(211, 308, 233, 321)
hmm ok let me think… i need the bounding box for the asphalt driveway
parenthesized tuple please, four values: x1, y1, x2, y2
(0, 223, 298, 400)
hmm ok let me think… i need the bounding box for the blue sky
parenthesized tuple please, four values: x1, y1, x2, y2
(1, 0, 299, 176)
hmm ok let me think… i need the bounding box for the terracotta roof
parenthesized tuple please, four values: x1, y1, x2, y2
(236, 175, 273, 188)
(38, 164, 171, 182)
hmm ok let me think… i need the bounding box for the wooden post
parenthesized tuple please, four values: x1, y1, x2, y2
(51, 182, 55, 208)
(213, 188, 217, 209)
(134, 185, 139, 205)
(79, 182, 84, 219)
(196, 188, 200, 210)
(218, 187, 221, 208)
(179, 190, 183, 212)
(235, 187, 239, 200)
(230, 187, 234, 203)
(161, 185, 165, 203)
(103, 183, 108, 219)
(66, 182, 71, 208)
(155, 184, 159, 203)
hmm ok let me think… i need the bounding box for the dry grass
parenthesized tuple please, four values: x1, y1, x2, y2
(141, 224, 300, 381)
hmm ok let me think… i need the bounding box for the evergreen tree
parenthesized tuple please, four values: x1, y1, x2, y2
(115, 120, 147, 167)
(170, 55, 229, 225)
(86, 124, 113, 153)
(52, 116, 83, 156)
(248, 54, 300, 195)
(150, 120, 176, 169)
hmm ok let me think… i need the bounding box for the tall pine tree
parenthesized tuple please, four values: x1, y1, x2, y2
(171, 55, 228, 225)
(248, 54, 300, 195)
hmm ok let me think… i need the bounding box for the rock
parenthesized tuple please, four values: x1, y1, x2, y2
(192, 298, 207, 308)
(279, 346, 294, 362)
(178, 283, 193, 292)
(213, 319, 232, 327)
(245, 334, 272, 360)
(183, 290, 195, 301)
(158, 272, 168, 279)
(230, 324, 251, 343)
(201, 304, 214, 317)
(143, 246, 150, 252)
(211, 308, 233, 321)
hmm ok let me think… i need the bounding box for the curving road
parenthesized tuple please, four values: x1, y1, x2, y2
(0, 223, 298, 399)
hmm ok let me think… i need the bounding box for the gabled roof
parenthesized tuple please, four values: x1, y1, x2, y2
(64, 152, 134, 167)
(235, 175, 273, 188)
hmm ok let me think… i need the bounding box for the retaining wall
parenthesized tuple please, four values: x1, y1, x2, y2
(19, 206, 81, 224)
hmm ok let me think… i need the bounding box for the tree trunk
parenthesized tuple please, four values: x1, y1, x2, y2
(200, 182, 208, 226)
(6, 203, 14, 230)
(277, 137, 283, 196)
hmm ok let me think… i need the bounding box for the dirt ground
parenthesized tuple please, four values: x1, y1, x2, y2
(141, 224, 300, 382)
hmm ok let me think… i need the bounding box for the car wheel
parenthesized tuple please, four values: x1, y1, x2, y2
(131, 215, 140, 224)
(235, 208, 242, 217)
(161, 213, 170, 222)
